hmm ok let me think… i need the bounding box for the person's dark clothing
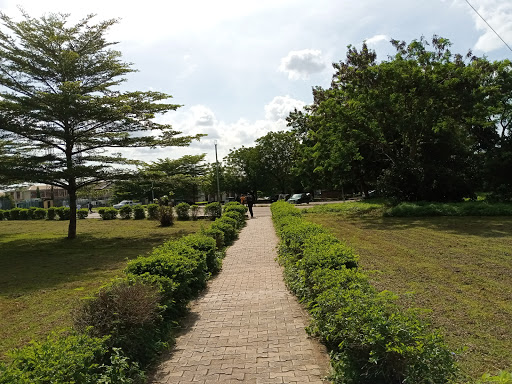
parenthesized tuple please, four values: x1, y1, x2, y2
(246, 193, 254, 218)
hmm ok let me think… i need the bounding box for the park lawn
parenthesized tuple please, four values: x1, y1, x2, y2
(0, 218, 204, 359)
(305, 212, 512, 381)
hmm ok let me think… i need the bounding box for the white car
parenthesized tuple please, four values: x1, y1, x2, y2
(113, 200, 137, 209)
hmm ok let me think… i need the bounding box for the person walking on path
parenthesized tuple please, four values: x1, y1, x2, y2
(246, 191, 254, 218)
(148, 206, 330, 383)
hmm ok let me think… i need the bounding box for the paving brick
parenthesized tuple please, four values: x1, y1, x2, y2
(148, 207, 331, 383)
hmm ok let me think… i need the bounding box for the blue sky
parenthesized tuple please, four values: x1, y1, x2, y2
(1, 0, 511, 163)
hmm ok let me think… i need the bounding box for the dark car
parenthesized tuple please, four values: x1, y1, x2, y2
(287, 193, 311, 204)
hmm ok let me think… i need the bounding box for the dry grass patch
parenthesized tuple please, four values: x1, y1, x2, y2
(306, 213, 512, 381)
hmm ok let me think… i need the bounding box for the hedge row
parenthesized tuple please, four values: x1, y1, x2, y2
(271, 201, 458, 384)
(0, 206, 89, 221)
(0, 203, 248, 383)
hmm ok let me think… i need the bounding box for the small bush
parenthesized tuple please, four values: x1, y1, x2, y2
(8, 207, 21, 220)
(27, 207, 37, 219)
(33, 208, 47, 220)
(180, 234, 219, 274)
(146, 204, 159, 220)
(204, 202, 222, 220)
(223, 210, 245, 229)
(175, 202, 190, 220)
(99, 207, 118, 220)
(74, 279, 163, 367)
(46, 206, 57, 220)
(210, 219, 236, 245)
(0, 331, 144, 384)
(201, 226, 225, 249)
(190, 204, 199, 220)
(77, 208, 89, 219)
(223, 202, 247, 216)
(119, 205, 133, 220)
(56, 206, 71, 220)
(0, 209, 4, 221)
(158, 205, 174, 227)
(133, 205, 146, 220)
(18, 208, 29, 220)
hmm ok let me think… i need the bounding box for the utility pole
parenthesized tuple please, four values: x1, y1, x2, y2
(215, 140, 221, 203)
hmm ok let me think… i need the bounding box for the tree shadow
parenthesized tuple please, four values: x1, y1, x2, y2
(0, 234, 153, 297)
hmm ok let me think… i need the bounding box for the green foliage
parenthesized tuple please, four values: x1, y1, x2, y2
(477, 371, 512, 384)
(77, 208, 89, 219)
(190, 204, 199, 220)
(201, 226, 225, 249)
(119, 205, 133, 220)
(146, 204, 159, 220)
(132, 205, 145, 220)
(0, 209, 4, 221)
(180, 234, 219, 274)
(99, 207, 118, 220)
(175, 202, 190, 220)
(8, 207, 21, 220)
(73, 279, 164, 367)
(384, 201, 512, 217)
(33, 208, 47, 220)
(0, 331, 143, 384)
(271, 200, 458, 383)
(56, 206, 71, 220)
(210, 219, 236, 245)
(204, 201, 222, 220)
(46, 206, 56, 220)
(158, 205, 174, 227)
(126, 241, 208, 309)
(18, 208, 29, 220)
(223, 210, 245, 229)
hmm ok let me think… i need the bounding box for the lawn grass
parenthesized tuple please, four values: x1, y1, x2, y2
(305, 211, 512, 381)
(0, 218, 205, 359)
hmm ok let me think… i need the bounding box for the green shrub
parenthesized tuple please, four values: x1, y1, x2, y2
(223, 210, 245, 228)
(223, 201, 247, 215)
(146, 204, 159, 220)
(133, 205, 146, 220)
(210, 219, 236, 245)
(175, 202, 190, 220)
(33, 208, 47, 220)
(99, 207, 118, 220)
(0, 331, 144, 384)
(180, 234, 219, 274)
(2, 209, 10, 220)
(46, 206, 57, 220)
(201, 226, 225, 249)
(77, 208, 89, 219)
(126, 242, 207, 308)
(19, 209, 29, 220)
(204, 202, 222, 220)
(477, 370, 512, 384)
(158, 205, 174, 227)
(190, 204, 199, 220)
(8, 207, 21, 220)
(73, 278, 164, 367)
(0, 209, 4, 221)
(27, 207, 37, 219)
(56, 206, 71, 220)
(119, 205, 133, 219)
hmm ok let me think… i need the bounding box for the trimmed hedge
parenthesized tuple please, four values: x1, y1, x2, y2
(204, 201, 222, 220)
(99, 207, 118, 220)
(133, 205, 146, 220)
(271, 201, 458, 383)
(175, 202, 190, 220)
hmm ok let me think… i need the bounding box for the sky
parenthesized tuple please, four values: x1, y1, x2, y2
(1, 0, 511, 164)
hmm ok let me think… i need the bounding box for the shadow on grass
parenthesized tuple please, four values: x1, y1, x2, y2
(0, 233, 171, 297)
(355, 216, 512, 238)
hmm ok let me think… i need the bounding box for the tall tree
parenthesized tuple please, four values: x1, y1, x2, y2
(0, 12, 202, 238)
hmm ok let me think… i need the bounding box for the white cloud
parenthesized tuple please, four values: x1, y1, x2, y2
(264, 95, 306, 121)
(279, 49, 327, 80)
(467, 0, 512, 52)
(365, 34, 390, 46)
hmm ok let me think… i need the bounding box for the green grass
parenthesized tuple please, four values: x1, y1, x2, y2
(0, 218, 205, 359)
(305, 211, 512, 381)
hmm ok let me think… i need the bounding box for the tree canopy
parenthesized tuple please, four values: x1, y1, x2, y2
(0, 12, 202, 237)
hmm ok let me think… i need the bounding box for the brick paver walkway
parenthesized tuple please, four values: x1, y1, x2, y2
(149, 206, 331, 383)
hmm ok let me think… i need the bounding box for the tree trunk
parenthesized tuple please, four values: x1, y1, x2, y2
(67, 185, 77, 239)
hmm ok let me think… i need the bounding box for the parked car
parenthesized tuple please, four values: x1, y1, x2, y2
(113, 200, 137, 209)
(287, 193, 311, 204)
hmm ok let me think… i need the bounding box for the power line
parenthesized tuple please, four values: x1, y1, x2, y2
(464, 0, 512, 53)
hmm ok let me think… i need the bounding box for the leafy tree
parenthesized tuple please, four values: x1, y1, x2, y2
(0, 12, 201, 238)
(223, 146, 264, 195)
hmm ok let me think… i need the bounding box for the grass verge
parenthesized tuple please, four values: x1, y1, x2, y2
(305, 211, 512, 381)
(0, 219, 204, 359)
